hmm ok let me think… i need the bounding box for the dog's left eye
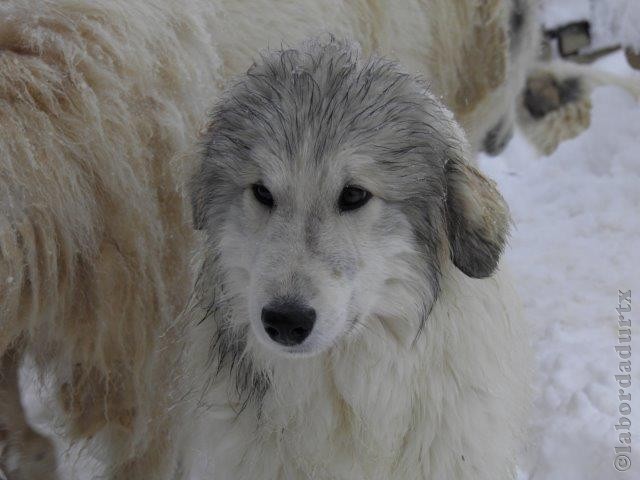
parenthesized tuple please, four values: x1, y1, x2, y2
(252, 183, 275, 208)
(339, 186, 371, 212)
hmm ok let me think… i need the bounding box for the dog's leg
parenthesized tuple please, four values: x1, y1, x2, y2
(0, 348, 59, 480)
(517, 64, 592, 155)
(518, 60, 640, 155)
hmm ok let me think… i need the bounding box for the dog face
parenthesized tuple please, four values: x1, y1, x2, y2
(190, 40, 509, 357)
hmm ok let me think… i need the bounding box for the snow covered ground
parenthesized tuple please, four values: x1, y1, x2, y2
(16, 6, 640, 480)
(539, 0, 592, 29)
(480, 50, 640, 480)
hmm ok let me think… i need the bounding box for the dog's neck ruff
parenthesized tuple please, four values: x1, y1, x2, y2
(209, 311, 430, 477)
(199, 263, 529, 479)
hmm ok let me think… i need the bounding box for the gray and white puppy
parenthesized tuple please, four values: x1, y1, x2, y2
(188, 38, 527, 480)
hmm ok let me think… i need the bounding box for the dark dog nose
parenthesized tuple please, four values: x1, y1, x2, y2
(261, 302, 316, 346)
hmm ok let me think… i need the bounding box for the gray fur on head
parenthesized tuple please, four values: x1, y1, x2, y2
(189, 37, 509, 389)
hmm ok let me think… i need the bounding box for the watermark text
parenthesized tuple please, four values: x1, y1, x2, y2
(614, 289, 632, 472)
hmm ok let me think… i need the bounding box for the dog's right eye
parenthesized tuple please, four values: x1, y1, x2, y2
(339, 185, 371, 212)
(252, 183, 274, 208)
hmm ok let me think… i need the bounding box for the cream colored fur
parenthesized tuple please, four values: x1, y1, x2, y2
(0, 0, 536, 477)
(0, 1, 219, 477)
(207, 0, 537, 155)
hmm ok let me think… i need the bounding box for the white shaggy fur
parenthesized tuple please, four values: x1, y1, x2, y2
(186, 39, 531, 480)
(194, 266, 530, 479)
(0, 0, 537, 477)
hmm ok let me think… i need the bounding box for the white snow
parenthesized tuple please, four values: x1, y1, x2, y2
(592, 0, 640, 51)
(481, 51, 640, 480)
(539, 0, 591, 30)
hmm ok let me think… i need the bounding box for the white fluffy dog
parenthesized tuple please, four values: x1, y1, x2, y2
(187, 38, 531, 480)
(0, 0, 537, 478)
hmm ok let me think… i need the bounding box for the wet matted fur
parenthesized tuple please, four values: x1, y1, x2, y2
(0, 0, 537, 477)
(187, 39, 531, 480)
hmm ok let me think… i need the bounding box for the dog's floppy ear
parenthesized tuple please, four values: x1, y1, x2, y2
(445, 154, 510, 278)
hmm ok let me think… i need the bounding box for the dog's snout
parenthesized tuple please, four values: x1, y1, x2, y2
(261, 302, 316, 346)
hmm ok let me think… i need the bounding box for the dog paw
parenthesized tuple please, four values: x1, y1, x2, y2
(518, 68, 592, 155)
(523, 71, 583, 119)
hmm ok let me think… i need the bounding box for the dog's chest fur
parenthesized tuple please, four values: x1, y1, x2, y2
(202, 268, 530, 480)
(212, 344, 422, 478)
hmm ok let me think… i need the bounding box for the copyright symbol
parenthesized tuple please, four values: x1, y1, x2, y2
(614, 454, 631, 472)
